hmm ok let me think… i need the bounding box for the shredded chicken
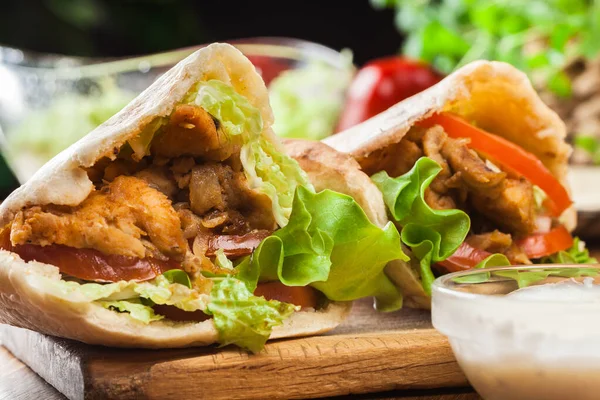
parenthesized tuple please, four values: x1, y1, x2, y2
(440, 137, 506, 189)
(363, 124, 541, 262)
(421, 126, 458, 209)
(439, 131, 536, 235)
(11, 176, 188, 260)
(135, 165, 177, 198)
(470, 177, 536, 236)
(151, 104, 239, 161)
(466, 231, 512, 254)
(360, 138, 422, 177)
(505, 243, 532, 265)
(189, 163, 276, 233)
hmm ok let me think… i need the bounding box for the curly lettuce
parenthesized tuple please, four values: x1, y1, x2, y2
(236, 186, 407, 311)
(371, 157, 470, 295)
(206, 277, 297, 353)
(540, 237, 598, 264)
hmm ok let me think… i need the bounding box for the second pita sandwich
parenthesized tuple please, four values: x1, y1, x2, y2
(0, 43, 407, 351)
(325, 60, 595, 309)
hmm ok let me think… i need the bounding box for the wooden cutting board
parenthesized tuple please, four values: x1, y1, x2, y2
(0, 298, 468, 400)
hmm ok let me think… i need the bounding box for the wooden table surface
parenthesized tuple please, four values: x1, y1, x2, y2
(0, 343, 480, 400)
(7, 244, 600, 400)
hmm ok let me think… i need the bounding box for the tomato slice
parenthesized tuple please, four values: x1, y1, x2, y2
(436, 243, 492, 273)
(0, 228, 178, 282)
(152, 281, 319, 322)
(516, 226, 574, 259)
(419, 113, 572, 217)
(253, 281, 321, 309)
(206, 230, 272, 258)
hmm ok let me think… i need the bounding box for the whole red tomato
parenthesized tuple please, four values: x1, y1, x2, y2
(336, 57, 443, 132)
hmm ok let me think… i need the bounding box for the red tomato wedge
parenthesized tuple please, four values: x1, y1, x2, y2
(254, 281, 321, 309)
(0, 228, 178, 282)
(436, 243, 492, 273)
(516, 226, 574, 259)
(418, 113, 572, 217)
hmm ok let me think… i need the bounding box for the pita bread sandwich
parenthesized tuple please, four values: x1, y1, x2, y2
(0, 43, 407, 351)
(324, 60, 595, 309)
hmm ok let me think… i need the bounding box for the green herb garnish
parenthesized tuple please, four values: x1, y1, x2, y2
(371, 0, 600, 95)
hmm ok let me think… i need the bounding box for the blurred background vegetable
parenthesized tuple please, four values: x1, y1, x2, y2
(336, 56, 443, 131)
(371, 0, 600, 165)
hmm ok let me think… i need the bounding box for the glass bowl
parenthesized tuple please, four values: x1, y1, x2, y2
(432, 264, 600, 400)
(0, 37, 354, 183)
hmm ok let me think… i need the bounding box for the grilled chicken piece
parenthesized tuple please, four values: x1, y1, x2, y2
(189, 163, 276, 232)
(422, 125, 453, 194)
(505, 243, 532, 265)
(11, 176, 187, 260)
(470, 177, 536, 236)
(424, 188, 457, 210)
(360, 138, 423, 177)
(466, 230, 513, 254)
(440, 135, 536, 235)
(151, 104, 239, 161)
(135, 165, 177, 198)
(441, 137, 506, 189)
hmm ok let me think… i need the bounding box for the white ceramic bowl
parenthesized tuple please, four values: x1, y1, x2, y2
(432, 265, 600, 400)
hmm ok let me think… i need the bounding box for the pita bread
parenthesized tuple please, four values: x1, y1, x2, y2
(323, 60, 576, 309)
(324, 60, 575, 230)
(0, 43, 352, 349)
(284, 139, 430, 309)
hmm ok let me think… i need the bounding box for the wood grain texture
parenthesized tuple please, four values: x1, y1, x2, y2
(0, 346, 65, 400)
(0, 298, 468, 400)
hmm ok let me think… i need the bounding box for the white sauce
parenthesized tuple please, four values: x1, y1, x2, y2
(432, 277, 600, 400)
(508, 278, 600, 302)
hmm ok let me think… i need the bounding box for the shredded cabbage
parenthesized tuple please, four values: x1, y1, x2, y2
(192, 79, 311, 227)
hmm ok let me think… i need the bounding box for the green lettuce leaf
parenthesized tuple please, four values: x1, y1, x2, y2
(236, 185, 407, 311)
(99, 299, 164, 323)
(452, 254, 511, 284)
(241, 138, 312, 227)
(540, 237, 598, 264)
(191, 79, 311, 227)
(29, 270, 208, 315)
(162, 269, 192, 288)
(495, 268, 599, 288)
(214, 249, 235, 271)
(134, 275, 208, 312)
(193, 80, 263, 141)
(206, 277, 297, 353)
(372, 157, 470, 295)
